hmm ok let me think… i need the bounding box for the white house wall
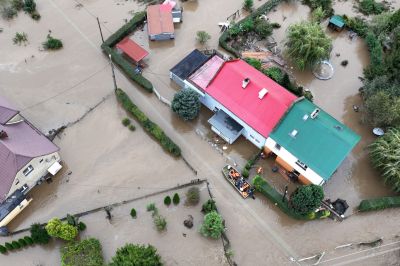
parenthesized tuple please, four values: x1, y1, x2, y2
(265, 138, 325, 185)
(7, 151, 61, 197)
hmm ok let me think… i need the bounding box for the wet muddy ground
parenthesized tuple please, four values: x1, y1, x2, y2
(0, 0, 400, 265)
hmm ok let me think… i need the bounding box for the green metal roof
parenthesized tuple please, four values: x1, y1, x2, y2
(329, 15, 345, 28)
(270, 99, 360, 180)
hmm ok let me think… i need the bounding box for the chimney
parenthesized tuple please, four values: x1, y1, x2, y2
(0, 130, 8, 139)
(258, 88, 268, 99)
(310, 108, 320, 119)
(242, 78, 250, 89)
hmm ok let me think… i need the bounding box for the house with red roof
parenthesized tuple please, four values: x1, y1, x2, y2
(0, 97, 62, 227)
(170, 50, 360, 186)
(116, 37, 149, 65)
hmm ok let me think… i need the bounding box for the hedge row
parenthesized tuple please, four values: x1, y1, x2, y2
(1, 236, 35, 254)
(219, 0, 282, 57)
(358, 196, 400, 212)
(252, 175, 312, 220)
(116, 89, 181, 157)
(100, 12, 153, 92)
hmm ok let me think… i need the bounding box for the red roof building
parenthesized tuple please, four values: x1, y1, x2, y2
(201, 59, 297, 138)
(147, 4, 175, 41)
(116, 37, 149, 63)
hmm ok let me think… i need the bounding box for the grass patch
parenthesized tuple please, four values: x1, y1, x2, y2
(358, 196, 400, 212)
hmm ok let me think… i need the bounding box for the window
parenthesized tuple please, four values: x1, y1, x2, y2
(275, 143, 281, 150)
(295, 160, 308, 170)
(23, 165, 34, 176)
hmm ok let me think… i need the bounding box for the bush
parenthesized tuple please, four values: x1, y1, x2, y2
(243, 0, 254, 11)
(45, 218, 78, 241)
(1, 6, 17, 20)
(66, 214, 79, 227)
(200, 211, 224, 239)
(24, 236, 34, 245)
(245, 58, 262, 70)
(130, 208, 137, 218)
(4, 242, 13, 251)
(164, 196, 171, 206)
(18, 238, 27, 247)
(358, 0, 387, 15)
(13, 32, 28, 45)
(116, 89, 181, 156)
(311, 6, 326, 23)
(11, 241, 21, 249)
(128, 124, 136, 131)
(12, 0, 24, 11)
(173, 193, 180, 205)
(290, 185, 324, 216)
(0, 245, 7, 254)
(364, 91, 400, 127)
(109, 244, 162, 266)
(61, 238, 104, 266)
(254, 18, 273, 38)
(196, 31, 211, 45)
(43, 34, 63, 50)
(30, 10, 40, 20)
(343, 16, 369, 38)
(154, 214, 167, 231)
(30, 223, 50, 245)
(303, 0, 332, 14)
(263, 67, 283, 83)
(171, 89, 201, 121)
(241, 18, 255, 33)
(147, 203, 157, 213)
(185, 187, 200, 206)
(242, 168, 249, 178)
(77, 222, 86, 231)
(359, 196, 400, 212)
(201, 199, 217, 214)
(23, 0, 36, 13)
(122, 118, 130, 126)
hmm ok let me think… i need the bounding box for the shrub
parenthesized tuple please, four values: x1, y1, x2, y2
(45, 218, 78, 241)
(241, 18, 255, 33)
(173, 193, 180, 205)
(242, 168, 249, 178)
(122, 118, 130, 126)
(61, 238, 104, 266)
(130, 208, 137, 218)
(13, 32, 28, 45)
(24, 236, 34, 245)
(171, 89, 201, 121)
(154, 214, 167, 231)
(77, 222, 86, 231)
(30, 223, 50, 245)
(196, 31, 211, 45)
(43, 34, 63, 50)
(359, 196, 400, 212)
(290, 184, 324, 216)
(303, 0, 332, 14)
(254, 18, 273, 38)
(1, 6, 17, 20)
(164, 196, 171, 206)
(23, 0, 36, 14)
(30, 10, 40, 20)
(244, 58, 262, 70)
(243, 0, 254, 11)
(185, 187, 200, 206)
(18, 238, 27, 247)
(147, 203, 157, 213)
(358, 0, 387, 15)
(128, 124, 136, 131)
(311, 6, 326, 23)
(263, 67, 283, 83)
(116, 89, 181, 156)
(4, 242, 13, 251)
(0, 245, 7, 254)
(109, 244, 162, 266)
(66, 214, 79, 227)
(12, 0, 24, 11)
(11, 241, 21, 249)
(201, 199, 217, 214)
(200, 211, 224, 239)
(364, 91, 400, 127)
(343, 15, 369, 38)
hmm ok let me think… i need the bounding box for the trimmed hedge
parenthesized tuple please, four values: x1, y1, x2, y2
(358, 196, 400, 212)
(116, 89, 181, 157)
(173, 193, 180, 205)
(219, 0, 282, 57)
(252, 175, 312, 220)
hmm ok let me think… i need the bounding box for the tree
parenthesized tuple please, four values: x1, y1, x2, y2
(358, 0, 387, 15)
(130, 208, 137, 218)
(290, 185, 324, 216)
(109, 244, 162, 266)
(196, 31, 211, 45)
(200, 211, 224, 239)
(45, 218, 78, 241)
(185, 187, 200, 206)
(254, 18, 273, 38)
(311, 7, 325, 23)
(172, 193, 180, 205)
(61, 238, 104, 266)
(201, 199, 217, 214)
(30, 223, 51, 245)
(243, 0, 254, 11)
(171, 89, 201, 121)
(369, 128, 400, 192)
(43, 34, 63, 50)
(364, 91, 400, 127)
(164, 196, 171, 206)
(285, 21, 332, 70)
(23, 0, 36, 13)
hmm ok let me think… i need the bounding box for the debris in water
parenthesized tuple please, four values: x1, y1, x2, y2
(222, 146, 228, 150)
(358, 238, 383, 247)
(341, 60, 348, 66)
(353, 105, 359, 112)
(183, 215, 194, 228)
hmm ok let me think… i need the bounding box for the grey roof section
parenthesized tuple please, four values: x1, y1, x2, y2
(0, 97, 19, 125)
(170, 49, 209, 80)
(208, 110, 243, 143)
(0, 97, 59, 203)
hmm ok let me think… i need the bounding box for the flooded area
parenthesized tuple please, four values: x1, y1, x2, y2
(0, 0, 399, 265)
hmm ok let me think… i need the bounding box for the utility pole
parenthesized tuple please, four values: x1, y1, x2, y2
(96, 17, 104, 43)
(282, 185, 288, 202)
(109, 54, 118, 91)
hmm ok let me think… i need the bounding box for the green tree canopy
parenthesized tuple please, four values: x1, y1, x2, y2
(109, 244, 162, 266)
(30, 223, 51, 245)
(171, 89, 201, 121)
(45, 218, 78, 241)
(200, 211, 224, 239)
(285, 21, 332, 70)
(369, 128, 400, 192)
(61, 238, 104, 266)
(364, 90, 400, 127)
(290, 184, 324, 216)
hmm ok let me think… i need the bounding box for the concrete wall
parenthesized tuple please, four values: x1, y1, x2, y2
(149, 33, 175, 41)
(7, 152, 61, 197)
(265, 138, 324, 185)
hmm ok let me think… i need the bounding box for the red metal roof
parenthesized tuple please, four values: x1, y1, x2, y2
(147, 4, 174, 36)
(116, 37, 148, 63)
(205, 60, 297, 138)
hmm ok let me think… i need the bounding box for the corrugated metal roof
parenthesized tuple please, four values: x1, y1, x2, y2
(147, 4, 174, 36)
(269, 98, 361, 180)
(0, 97, 19, 125)
(116, 37, 149, 63)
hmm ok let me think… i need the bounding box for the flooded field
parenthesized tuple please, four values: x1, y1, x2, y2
(0, 0, 399, 265)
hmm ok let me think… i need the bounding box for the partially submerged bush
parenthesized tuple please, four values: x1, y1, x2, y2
(109, 244, 162, 266)
(0, 245, 7, 254)
(128, 124, 136, 131)
(243, 0, 254, 11)
(11, 241, 21, 249)
(196, 31, 211, 45)
(200, 211, 224, 239)
(146, 203, 157, 213)
(154, 214, 167, 231)
(24, 236, 34, 245)
(122, 118, 130, 126)
(30, 223, 50, 245)
(173, 193, 180, 205)
(242, 168, 249, 178)
(201, 199, 217, 214)
(45, 218, 78, 241)
(185, 187, 200, 206)
(13, 32, 28, 45)
(263, 67, 283, 83)
(245, 58, 262, 70)
(77, 222, 86, 232)
(18, 238, 27, 247)
(171, 89, 201, 121)
(61, 238, 104, 266)
(164, 196, 171, 206)
(23, 0, 36, 14)
(4, 242, 13, 251)
(290, 185, 324, 216)
(358, 0, 387, 15)
(130, 208, 137, 218)
(12, 0, 24, 11)
(1, 6, 17, 20)
(43, 34, 63, 50)
(254, 18, 273, 38)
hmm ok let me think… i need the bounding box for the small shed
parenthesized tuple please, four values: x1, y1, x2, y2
(116, 37, 149, 65)
(147, 4, 175, 41)
(328, 15, 345, 31)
